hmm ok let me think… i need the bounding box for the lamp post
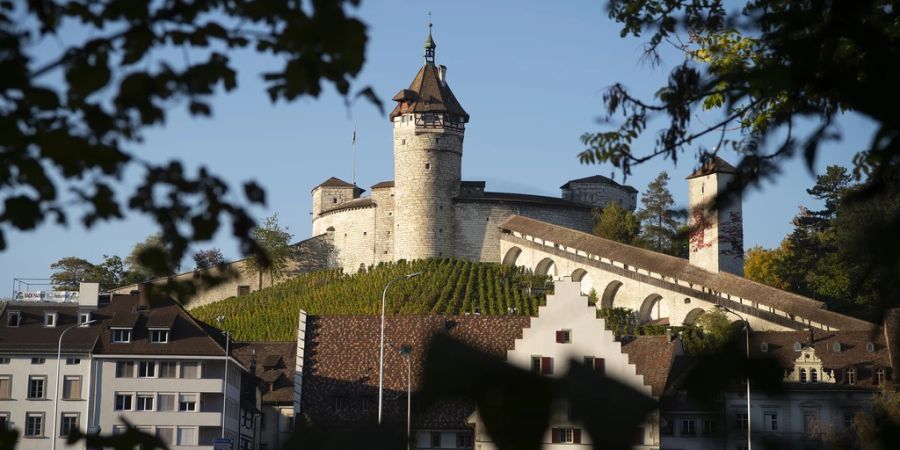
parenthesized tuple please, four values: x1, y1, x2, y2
(216, 316, 231, 439)
(398, 345, 412, 450)
(716, 305, 752, 450)
(378, 272, 421, 425)
(52, 319, 96, 450)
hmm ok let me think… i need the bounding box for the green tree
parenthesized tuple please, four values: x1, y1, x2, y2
(681, 309, 737, 356)
(246, 213, 293, 289)
(124, 233, 180, 282)
(592, 201, 640, 245)
(49, 257, 95, 290)
(597, 307, 640, 336)
(88, 255, 127, 291)
(193, 248, 225, 270)
(636, 172, 684, 255)
(0, 0, 375, 273)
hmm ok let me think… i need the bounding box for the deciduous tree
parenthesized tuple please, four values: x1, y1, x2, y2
(592, 201, 640, 245)
(245, 213, 293, 288)
(49, 256, 94, 290)
(193, 248, 225, 270)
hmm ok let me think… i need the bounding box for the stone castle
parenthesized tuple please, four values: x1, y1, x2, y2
(311, 27, 637, 274)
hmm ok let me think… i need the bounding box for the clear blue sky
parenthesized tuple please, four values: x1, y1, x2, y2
(0, 0, 874, 294)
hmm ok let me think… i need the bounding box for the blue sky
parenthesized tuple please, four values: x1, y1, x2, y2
(1, 0, 874, 294)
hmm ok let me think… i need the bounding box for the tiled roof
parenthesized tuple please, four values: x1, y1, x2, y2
(233, 341, 296, 404)
(560, 175, 638, 193)
(460, 181, 486, 188)
(301, 315, 529, 428)
(314, 177, 357, 189)
(0, 304, 100, 354)
(146, 309, 177, 328)
(455, 192, 591, 210)
(371, 181, 395, 189)
(686, 156, 738, 179)
(320, 197, 375, 214)
(621, 336, 680, 396)
(750, 330, 892, 388)
(499, 215, 876, 332)
(389, 63, 469, 121)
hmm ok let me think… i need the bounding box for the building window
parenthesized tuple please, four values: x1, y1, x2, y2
(530, 356, 553, 375)
(31, 357, 45, 365)
(115, 361, 134, 378)
(44, 312, 57, 327)
(332, 396, 346, 412)
(660, 418, 674, 435)
(136, 393, 154, 411)
(735, 413, 748, 432)
(177, 427, 196, 446)
(456, 432, 473, 448)
(138, 361, 156, 378)
(181, 361, 200, 378)
(157, 393, 176, 411)
(149, 329, 169, 343)
(847, 367, 857, 385)
(7, 312, 20, 327)
(584, 357, 605, 375)
(156, 427, 174, 446)
(810, 368, 818, 383)
(799, 368, 807, 383)
(27, 376, 46, 399)
(114, 393, 133, 411)
(158, 361, 177, 378)
(555, 329, 571, 344)
(62, 376, 81, 400)
(681, 419, 696, 436)
(237, 285, 251, 297)
(0, 376, 9, 399)
(59, 412, 78, 437)
(65, 357, 80, 365)
(25, 412, 43, 437)
(702, 419, 716, 435)
(111, 328, 132, 343)
(178, 393, 197, 411)
(0, 412, 9, 430)
(764, 412, 778, 431)
(430, 431, 441, 448)
(876, 368, 887, 385)
(79, 312, 91, 324)
(551, 428, 581, 444)
(0, 358, 8, 364)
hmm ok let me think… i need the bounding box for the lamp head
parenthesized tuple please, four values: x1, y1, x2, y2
(406, 272, 422, 279)
(79, 319, 98, 327)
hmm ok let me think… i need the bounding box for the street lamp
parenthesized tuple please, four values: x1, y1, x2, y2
(716, 304, 752, 450)
(398, 345, 413, 450)
(52, 319, 97, 450)
(378, 272, 421, 425)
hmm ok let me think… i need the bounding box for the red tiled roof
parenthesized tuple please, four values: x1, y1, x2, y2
(389, 63, 469, 122)
(233, 341, 296, 404)
(621, 336, 680, 396)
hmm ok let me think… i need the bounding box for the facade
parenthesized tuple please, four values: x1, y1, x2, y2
(0, 283, 258, 450)
(233, 342, 298, 450)
(310, 28, 636, 274)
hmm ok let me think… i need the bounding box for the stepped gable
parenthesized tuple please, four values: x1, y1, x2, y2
(687, 156, 738, 179)
(300, 315, 529, 428)
(749, 330, 891, 388)
(621, 336, 680, 396)
(389, 64, 469, 121)
(499, 215, 876, 332)
(560, 174, 638, 193)
(233, 341, 297, 403)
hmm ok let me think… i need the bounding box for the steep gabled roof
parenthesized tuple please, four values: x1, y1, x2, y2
(313, 177, 365, 195)
(686, 156, 738, 179)
(233, 341, 297, 404)
(390, 63, 469, 121)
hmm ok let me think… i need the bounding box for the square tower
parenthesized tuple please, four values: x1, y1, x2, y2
(687, 157, 744, 275)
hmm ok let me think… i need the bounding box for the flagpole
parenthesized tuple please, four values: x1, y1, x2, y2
(352, 124, 357, 185)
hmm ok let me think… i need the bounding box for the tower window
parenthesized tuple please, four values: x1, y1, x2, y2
(425, 163, 431, 170)
(401, 139, 406, 145)
(332, 198, 337, 204)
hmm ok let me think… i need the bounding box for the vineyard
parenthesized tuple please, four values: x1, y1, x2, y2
(191, 258, 551, 341)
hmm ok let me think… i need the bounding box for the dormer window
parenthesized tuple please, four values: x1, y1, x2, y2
(793, 342, 802, 352)
(866, 342, 875, 353)
(760, 342, 769, 352)
(7, 312, 20, 327)
(149, 329, 169, 344)
(44, 312, 57, 328)
(111, 328, 132, 343)
(875, 368, 887, 385)
(79, 312, 91, 325)
(832, 342, 842, 352)
(810, 369, 818, 383)
(799, 368, 807, 383)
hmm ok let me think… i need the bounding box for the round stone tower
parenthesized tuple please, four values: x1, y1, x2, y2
(390, 25, 470, 261)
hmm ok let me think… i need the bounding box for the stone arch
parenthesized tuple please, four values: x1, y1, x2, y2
(600, 280, 623, 310)
(682, 308, 706, 326)
(639, 294, 664, 322)
(502, 247, 522, 266)
(534, 257, 557, 277)
(570, 269, 592, 295)
(571, 268, 588, 282)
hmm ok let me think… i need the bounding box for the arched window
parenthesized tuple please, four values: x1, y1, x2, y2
(810, 369, 818, 383)
(799, 368, 807, 383)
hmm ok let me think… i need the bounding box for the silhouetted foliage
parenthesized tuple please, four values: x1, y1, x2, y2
(193, 247, 225, 270)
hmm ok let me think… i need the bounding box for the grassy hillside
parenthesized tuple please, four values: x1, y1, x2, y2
(191, 258, 550, 341)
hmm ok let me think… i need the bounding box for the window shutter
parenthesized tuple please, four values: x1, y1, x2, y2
(551, 428, 560, 443)
(555, 330, 563, 343)
(594, 358, 605, 375)
(573, 429, 581, 444)
(541, 357, 552, 375)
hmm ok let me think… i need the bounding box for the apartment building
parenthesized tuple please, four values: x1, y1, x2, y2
(0, 282, 258, 450)
(233, 342, 297, 450)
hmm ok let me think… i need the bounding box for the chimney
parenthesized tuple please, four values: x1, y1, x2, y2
(138, 282, 152, 310)
(438, 64, 447, 86)
(78, 282, 100, 309)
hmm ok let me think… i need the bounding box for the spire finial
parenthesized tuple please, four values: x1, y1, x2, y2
(424, 12, 436, 64)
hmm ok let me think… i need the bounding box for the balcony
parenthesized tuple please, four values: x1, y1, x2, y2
(107, 377, 224, 393)
(114, 411, 222, 427)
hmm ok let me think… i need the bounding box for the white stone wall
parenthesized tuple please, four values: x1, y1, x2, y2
(312, 205, 377, 273)
(563, 183, 637, 211)
(688, 172, 744, 276)
(454, 202, 594, 262)
(371, 187, 396, 265)
(312, 185, 360, 219)
(392, 114, 463, 261)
